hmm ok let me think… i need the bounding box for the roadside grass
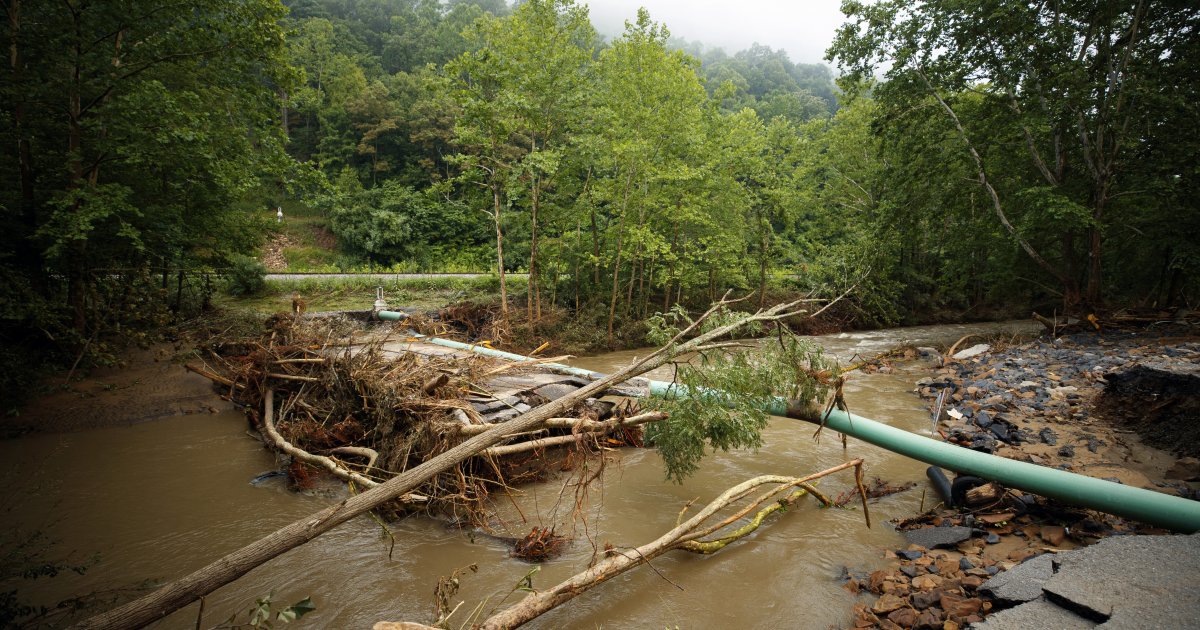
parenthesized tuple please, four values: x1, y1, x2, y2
(216, 275, 527, 315)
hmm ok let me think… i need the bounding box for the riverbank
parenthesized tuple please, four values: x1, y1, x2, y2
(847, 330, 1200, 629)
(9, 313, 1194, 628)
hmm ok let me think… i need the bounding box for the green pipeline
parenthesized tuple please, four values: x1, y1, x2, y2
(382, 317, 1200, 532)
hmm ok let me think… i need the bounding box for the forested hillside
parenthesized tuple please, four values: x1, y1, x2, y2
(2, 0, 1196, 387)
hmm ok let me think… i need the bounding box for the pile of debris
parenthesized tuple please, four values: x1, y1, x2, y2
(189, 315, 654, 534)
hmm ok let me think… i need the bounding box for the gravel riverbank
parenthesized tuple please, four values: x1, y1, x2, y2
(846, 330, 1200, 629)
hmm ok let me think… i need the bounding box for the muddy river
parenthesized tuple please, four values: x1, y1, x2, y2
(0, 321, 1036, 628)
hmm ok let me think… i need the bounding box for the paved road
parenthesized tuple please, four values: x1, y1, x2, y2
(265, 272, 525, 281)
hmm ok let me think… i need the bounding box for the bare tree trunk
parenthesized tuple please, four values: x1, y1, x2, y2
(475, 461, 863, 629)
(528, 173, 540, 323)
(606, 172, 633, 345)
(918, 70, 1073, 303)
(279, 89, 289, 136)
(493, 182, 508, 317)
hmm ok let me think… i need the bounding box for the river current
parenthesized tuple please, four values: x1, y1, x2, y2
(0, 321, 1036, 628)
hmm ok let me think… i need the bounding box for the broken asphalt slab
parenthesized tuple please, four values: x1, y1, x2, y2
(974, 596, 1096, 630)
(1042, 533, 1200, 628)
(980, 553, 1055, 605)
(979, 533, 1200, 629)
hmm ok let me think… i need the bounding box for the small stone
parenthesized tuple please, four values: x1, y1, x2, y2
(912, 574, 944, 590)
(1039, 525, 1066, 546)
(872, 593, 907, 614)
(869, 570, 890, 593)
(960, 576, 984, 590)
(1008, 548, 1041, 563)
(1038, 427, 1058, 445)
(911, 590, 942, 609)
(852, 603, 879, 628)
(958, 557, 974, 571)
(939, 594, 983, 618)
(1166, 457, 1200, 481)
(1058, 445, 1076, 458)
(943, 621, 959, 630)
(887, 607, 919, 627)
(904, 526, 973, 550)
(900, 565, 920, 578)
(985, 533, 1000, 544)
(914, 608, 943, 629)
(897, 549, 925, 560)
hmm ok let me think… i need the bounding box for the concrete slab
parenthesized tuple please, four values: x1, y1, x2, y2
(975, 596, 1096, 630)
(980, 553, 1055, 604)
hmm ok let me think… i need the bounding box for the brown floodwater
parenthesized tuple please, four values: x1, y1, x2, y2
(0, 321, 1036, 629)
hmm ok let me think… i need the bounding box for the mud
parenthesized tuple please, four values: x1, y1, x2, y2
(1, 345, 232, 437)
(1094, 361, 1200, 458)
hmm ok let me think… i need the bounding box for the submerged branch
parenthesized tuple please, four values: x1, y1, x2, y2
(466, 459, 866, 629)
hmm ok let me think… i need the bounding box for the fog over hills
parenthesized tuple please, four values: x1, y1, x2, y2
(585, 0, 847, 64)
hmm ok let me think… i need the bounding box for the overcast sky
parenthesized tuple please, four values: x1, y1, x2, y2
(584, 0, 850, 65)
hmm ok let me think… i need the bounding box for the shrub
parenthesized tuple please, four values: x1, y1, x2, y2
(226, 256, 267, 296)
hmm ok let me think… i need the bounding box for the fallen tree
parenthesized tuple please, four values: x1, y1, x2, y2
(75, 295, 830, 630)
(480, 459, 867, 629)
(374, 459, 867, 630)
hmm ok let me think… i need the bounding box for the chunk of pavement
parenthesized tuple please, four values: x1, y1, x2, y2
(532, 383, 578, 401)
(980, 553, 1055, 604)
(953, 343, 991, 359)
(1041, 533, 1200, 628)
(903, 526, 973, 549)
(973, 596, 1096, 630)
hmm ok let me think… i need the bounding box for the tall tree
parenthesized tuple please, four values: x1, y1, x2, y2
(591, 9, 709, 342)
(829, 0, 1199, 307)
(446, 0, 595, 322)
(0, 0, 294, 335)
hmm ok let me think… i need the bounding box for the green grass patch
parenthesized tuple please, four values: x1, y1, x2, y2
(283, 246, 339, 269)
(216, 274, 526, 315)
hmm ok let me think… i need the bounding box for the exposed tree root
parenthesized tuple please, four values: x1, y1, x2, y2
(260, 388, 427, 502)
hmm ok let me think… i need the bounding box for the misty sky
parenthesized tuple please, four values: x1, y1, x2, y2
(585, 0, 850, 65)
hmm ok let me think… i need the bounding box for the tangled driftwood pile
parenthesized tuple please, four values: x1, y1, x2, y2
(188, 315, 660, 528)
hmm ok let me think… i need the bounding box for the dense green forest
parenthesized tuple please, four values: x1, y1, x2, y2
(2, 0, 1197, 389)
